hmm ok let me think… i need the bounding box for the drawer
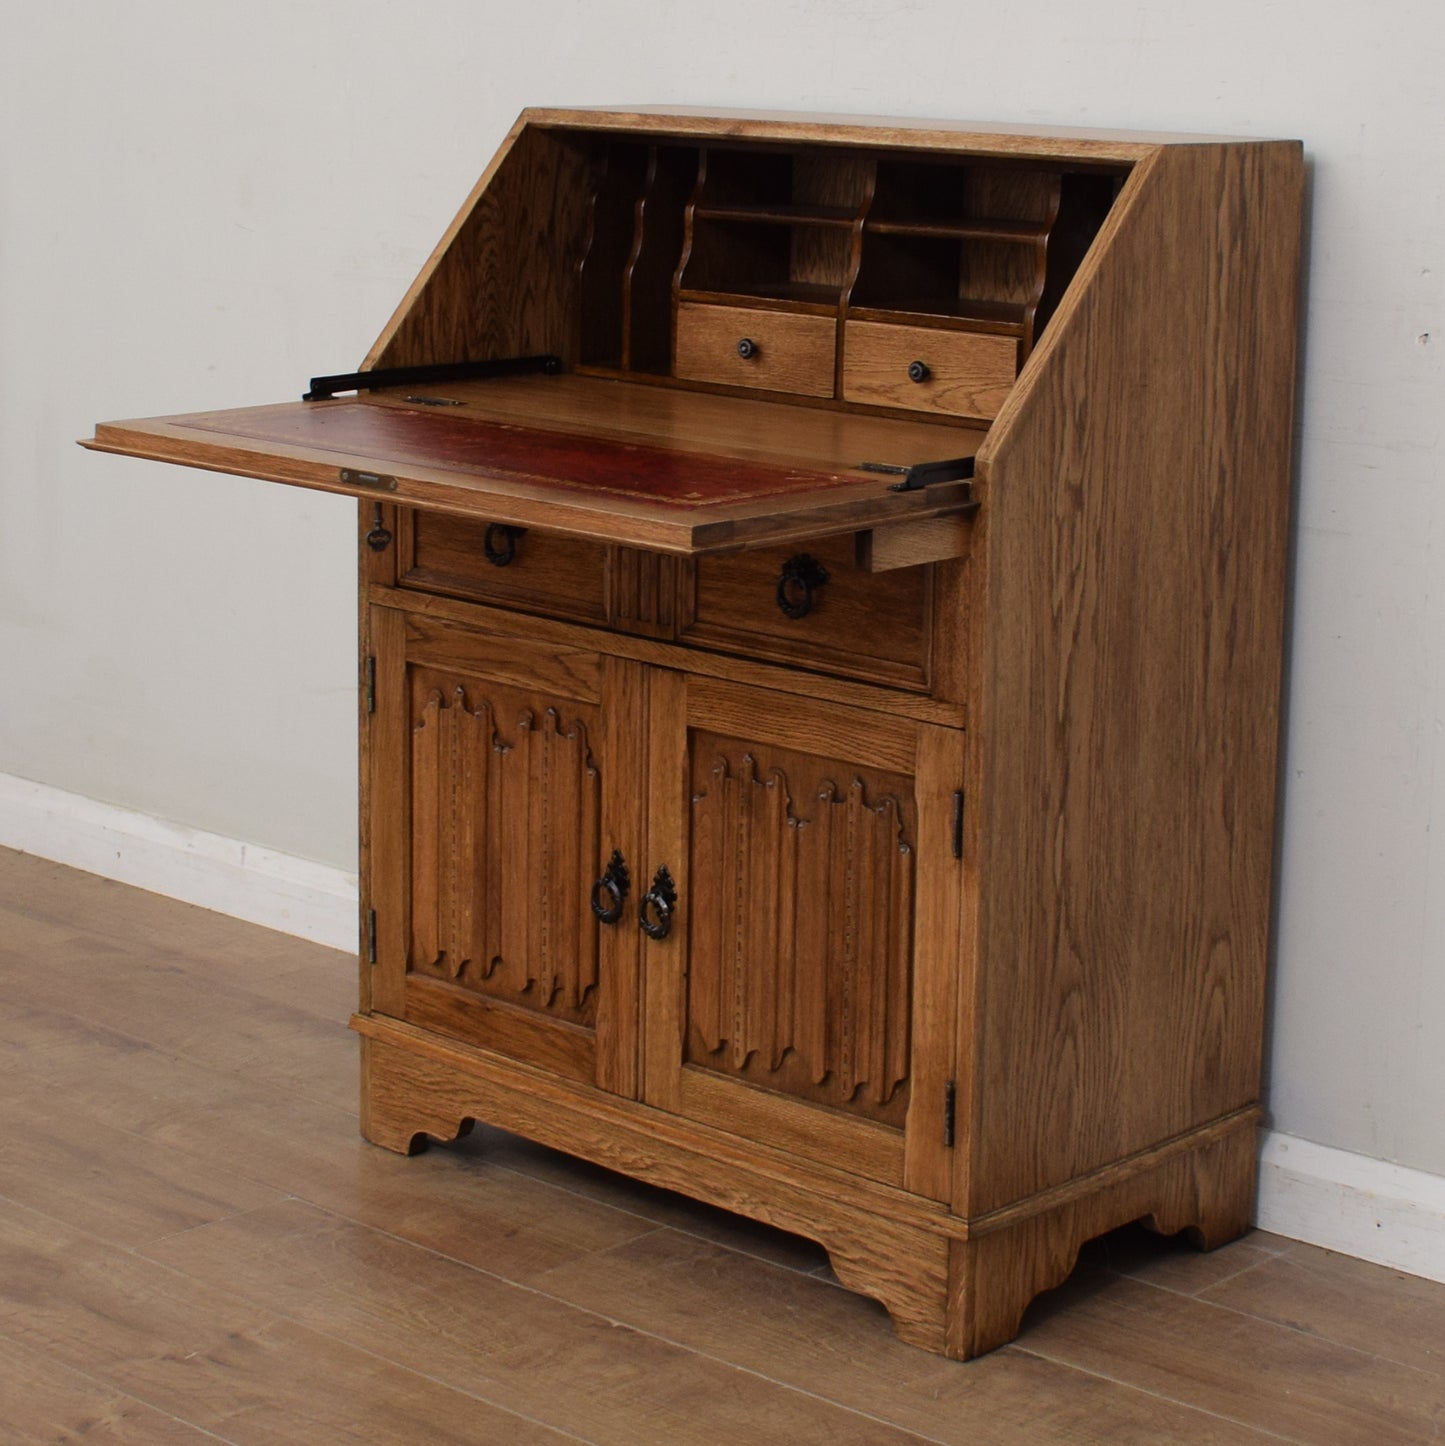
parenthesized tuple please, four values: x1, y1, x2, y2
(398, 509, 609, 625)
(675, 302, 836, 398)
(842, 321, 1017, 420)
(680, 533, 933, 691)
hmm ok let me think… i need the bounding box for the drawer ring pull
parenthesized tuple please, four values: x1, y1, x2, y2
(736, 337, 758, 360)
(483, 523, 526, 567)
(776, 553, 830, 620)
(639, 864, 677, 941)
(907, 359, 930, 383)
(589, 850, 630, 925)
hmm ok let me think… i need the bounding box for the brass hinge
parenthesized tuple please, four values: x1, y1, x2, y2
(944, 1080, 957, 1148)
(364, 656, 376, 714)
(339, 467, 398, 492)
(366, 909, 377, 965)
(952, 790, 965, 861)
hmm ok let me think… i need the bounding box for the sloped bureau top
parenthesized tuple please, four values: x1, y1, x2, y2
(86, 109, 1299, 568)
(81, 108, 1167, 555)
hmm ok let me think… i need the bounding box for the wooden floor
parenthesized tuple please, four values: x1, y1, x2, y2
(1, 847, 1442, 1444)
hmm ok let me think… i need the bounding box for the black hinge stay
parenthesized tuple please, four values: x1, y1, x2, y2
(303, 354, 562, 402)
(364, 656, 376, 714)
(944, 1080, 957, 1148)
(366, 909, 377, 965)
(857, 455, 977, 493)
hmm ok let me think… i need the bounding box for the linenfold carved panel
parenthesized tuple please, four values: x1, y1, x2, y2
(686, 739, 915, 1127)
(409, 671, 601, 1027)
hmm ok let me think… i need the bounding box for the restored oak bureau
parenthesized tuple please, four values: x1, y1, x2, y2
(85, 108, 1303, 1358)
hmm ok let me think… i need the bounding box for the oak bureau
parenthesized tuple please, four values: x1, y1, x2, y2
(86, 107, 1303, 1357)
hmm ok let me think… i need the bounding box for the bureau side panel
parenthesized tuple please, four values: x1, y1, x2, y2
(965, 142, 1303, 1216)
(365, 122, 593, 371)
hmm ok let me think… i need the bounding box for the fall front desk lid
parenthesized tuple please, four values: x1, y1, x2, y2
(84, 373, 981, 556)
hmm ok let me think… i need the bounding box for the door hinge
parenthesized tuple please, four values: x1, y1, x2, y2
(364, 656, 376, 714)
(366, 908, 377, 964)
(952, 790, 965, 861)
(944, 1080, 957, 1148)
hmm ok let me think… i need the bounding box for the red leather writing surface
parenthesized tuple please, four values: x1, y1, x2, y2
(182, 400, 862, 508)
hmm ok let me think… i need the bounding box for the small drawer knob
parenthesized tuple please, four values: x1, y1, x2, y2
(737, 337, 758, 360)
(907, 359, 930, 383)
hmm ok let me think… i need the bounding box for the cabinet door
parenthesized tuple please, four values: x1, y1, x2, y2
(367, 605, 646, 1096)
(641, 672, 964, 1201)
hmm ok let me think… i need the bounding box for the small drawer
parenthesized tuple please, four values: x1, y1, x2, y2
(675, 302, 836, 398)
(680, 533, 933, 692)
(842, 321, 1017, 420)
(398, 510, 609, 626)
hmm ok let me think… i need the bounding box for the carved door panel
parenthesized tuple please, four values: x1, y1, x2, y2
(641, 672, 964, 1201)
(367, 605, 646, 1096)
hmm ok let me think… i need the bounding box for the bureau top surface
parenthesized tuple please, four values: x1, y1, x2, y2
(523, 106, 1283, 157)
(85, 374, 982, 555)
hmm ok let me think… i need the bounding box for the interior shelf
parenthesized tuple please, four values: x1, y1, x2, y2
(693, 202, 862, 227)
(864, 218, 1051, 244)
(678, 281, 845, 312)
(845, 299, 1032, 334)
(569, 129, 1123, 419)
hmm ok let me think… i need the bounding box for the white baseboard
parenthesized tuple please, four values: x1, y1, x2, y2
(1257, 1131, 1445, 1283)
(3, 771, 1443, 1282)
(0, 771, 357, 950)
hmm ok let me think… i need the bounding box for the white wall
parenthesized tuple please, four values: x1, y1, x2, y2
(2, 3, 1441, 1179)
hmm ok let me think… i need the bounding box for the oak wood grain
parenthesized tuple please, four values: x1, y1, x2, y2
(376, 370, 985, 469)
(857, 513, 973, 572)
(963, 139, 1303, 1216)
(842, 321, 1017, 420)
(675, 301, 837, 396)
(369, 582, 968, 728)
(949, 1115, 1257, 1358)
(368, 123, 593, 372)
(681, 529, 936, 691)
(399, 506, 610, 625)
(683, 673, 920, 773)
(79, 110, 1306, 1367)
(522, 106, 1238, 159)
(84, 396, 978, 555)
(902, 725, 966, 1203)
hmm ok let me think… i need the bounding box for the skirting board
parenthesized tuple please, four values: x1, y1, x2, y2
(1256, 1132, 1445, 1284)
(0, 771, 357, 951)
(1, 769, 1442, 1284)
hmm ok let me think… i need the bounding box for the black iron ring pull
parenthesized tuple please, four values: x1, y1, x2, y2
(775, 553, 830, 620)
(907, 359, 930, 383)
(639, 864, 677, 941)
(590, 850, 630, 925)
(736, 337, 758, 359)
(483, 524, 526, 567)
(365, 503, 393, 553)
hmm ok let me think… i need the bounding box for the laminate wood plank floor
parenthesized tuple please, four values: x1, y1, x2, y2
(1, 845, 1442, 1445)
